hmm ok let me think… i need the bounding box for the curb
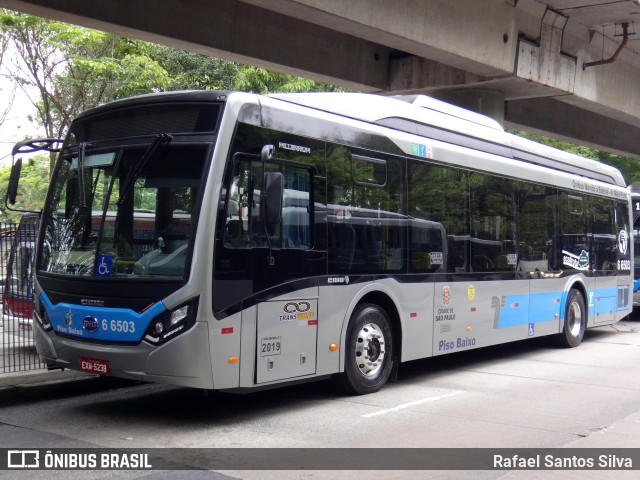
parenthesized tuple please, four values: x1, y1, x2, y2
(0, 369, 96, 390)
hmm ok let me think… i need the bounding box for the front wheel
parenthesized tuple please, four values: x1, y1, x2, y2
(337, 304, 394, 395)
(555, 289, 586, 348)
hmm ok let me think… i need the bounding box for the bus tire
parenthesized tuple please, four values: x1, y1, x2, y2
(338, 303, 394, 395)
(555, 289, 586, 348)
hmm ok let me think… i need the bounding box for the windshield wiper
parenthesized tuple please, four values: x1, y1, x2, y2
(113, 134, 172, 249)
(77, 142, 93, 209)
(117, 133, 172, 206)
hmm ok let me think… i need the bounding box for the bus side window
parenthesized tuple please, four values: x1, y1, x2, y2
(518, 184, 556, 273)
(224, 158, 312, 250)
(281, 166, 311, 249)
(558, 192, 587, 269)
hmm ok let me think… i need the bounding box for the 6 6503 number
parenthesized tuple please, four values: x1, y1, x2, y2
(101, 319, 135, 333)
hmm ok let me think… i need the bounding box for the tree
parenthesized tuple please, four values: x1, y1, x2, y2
(232, 65, 341, 93)
(146, 44, 342, 93)
(145, 45, 238, 91)
(0, 24, 17, 128)
(0, 9, 342, 174)
(0, 10, 170, 171)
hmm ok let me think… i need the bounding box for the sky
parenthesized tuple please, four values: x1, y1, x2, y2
(0, 69, 42, 168)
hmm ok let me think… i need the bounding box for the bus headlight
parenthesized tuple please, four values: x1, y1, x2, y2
(144, 297, 199, 344)
(170, 305, 189, 326)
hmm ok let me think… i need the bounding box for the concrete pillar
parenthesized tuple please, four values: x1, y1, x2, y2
(430, 89, 506, 127)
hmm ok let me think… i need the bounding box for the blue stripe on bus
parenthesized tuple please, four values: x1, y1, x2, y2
(594, 288, 626, 312)
(497, 287, 628, 328)
(40, 292, 166, 342)
(497, 293, 538, 328)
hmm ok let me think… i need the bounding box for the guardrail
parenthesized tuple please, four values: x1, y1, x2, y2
(1, 221, 45, 373)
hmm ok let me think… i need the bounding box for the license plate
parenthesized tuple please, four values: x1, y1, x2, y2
(80, 357, 109, 375)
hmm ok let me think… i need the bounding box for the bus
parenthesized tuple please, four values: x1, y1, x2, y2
(6, 91, 632, 394)
(630, 182, 640, 308)
(1, 214, 38, 339)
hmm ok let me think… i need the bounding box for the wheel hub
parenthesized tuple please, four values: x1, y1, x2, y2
(568, 301, 582, 337)
(354, 322, 386, 378)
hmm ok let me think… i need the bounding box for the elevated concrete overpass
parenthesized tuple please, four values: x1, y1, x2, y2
(2, 0, 640, 159)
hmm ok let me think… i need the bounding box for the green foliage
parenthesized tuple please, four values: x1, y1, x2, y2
(0, 154, 49, 222)
(0, 9, 171, 143)
(232, 66, 341, 93)
(146, 45, 344, 93)
(145, 46, 238, 91)
(0, 8, 343, 151)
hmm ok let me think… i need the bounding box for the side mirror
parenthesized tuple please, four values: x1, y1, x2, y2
(5, 137, 61, 213)
(6, 159, 23, 206)
(263, 171, 283, 233)
(12, 138, 62, 156)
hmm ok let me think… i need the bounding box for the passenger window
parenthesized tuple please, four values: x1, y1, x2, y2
(407, 160, 449, 273)
(590, 196, 617, 271)
(518, 184, 557, 273)
(327, 149, 405, 274)
(469, 174, 517, 272)
(353, 155, 386, 186)
(559, 192, 588, 270)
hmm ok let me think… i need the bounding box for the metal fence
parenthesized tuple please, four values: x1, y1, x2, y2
(1, 220, 45, 373)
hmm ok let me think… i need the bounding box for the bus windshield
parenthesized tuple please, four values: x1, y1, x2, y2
(39, 138, 209, 279)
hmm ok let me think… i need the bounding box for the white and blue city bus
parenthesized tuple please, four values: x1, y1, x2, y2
(5, 91, 633, 394)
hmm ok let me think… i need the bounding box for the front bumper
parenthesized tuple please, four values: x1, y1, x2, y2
(33, 319, 213, 389)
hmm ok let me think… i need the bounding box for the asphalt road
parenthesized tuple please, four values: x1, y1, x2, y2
(1, 314, 640, 480)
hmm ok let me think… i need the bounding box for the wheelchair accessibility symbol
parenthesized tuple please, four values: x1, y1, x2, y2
(96, 255, 113, 277)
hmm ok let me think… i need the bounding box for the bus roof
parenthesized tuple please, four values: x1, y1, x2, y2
(71, 90, 626, 188)
(269, 92, 626, 188)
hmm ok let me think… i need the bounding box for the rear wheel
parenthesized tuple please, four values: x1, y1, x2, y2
(337, 304, 394, 395)
(555, 289, 586, 348)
